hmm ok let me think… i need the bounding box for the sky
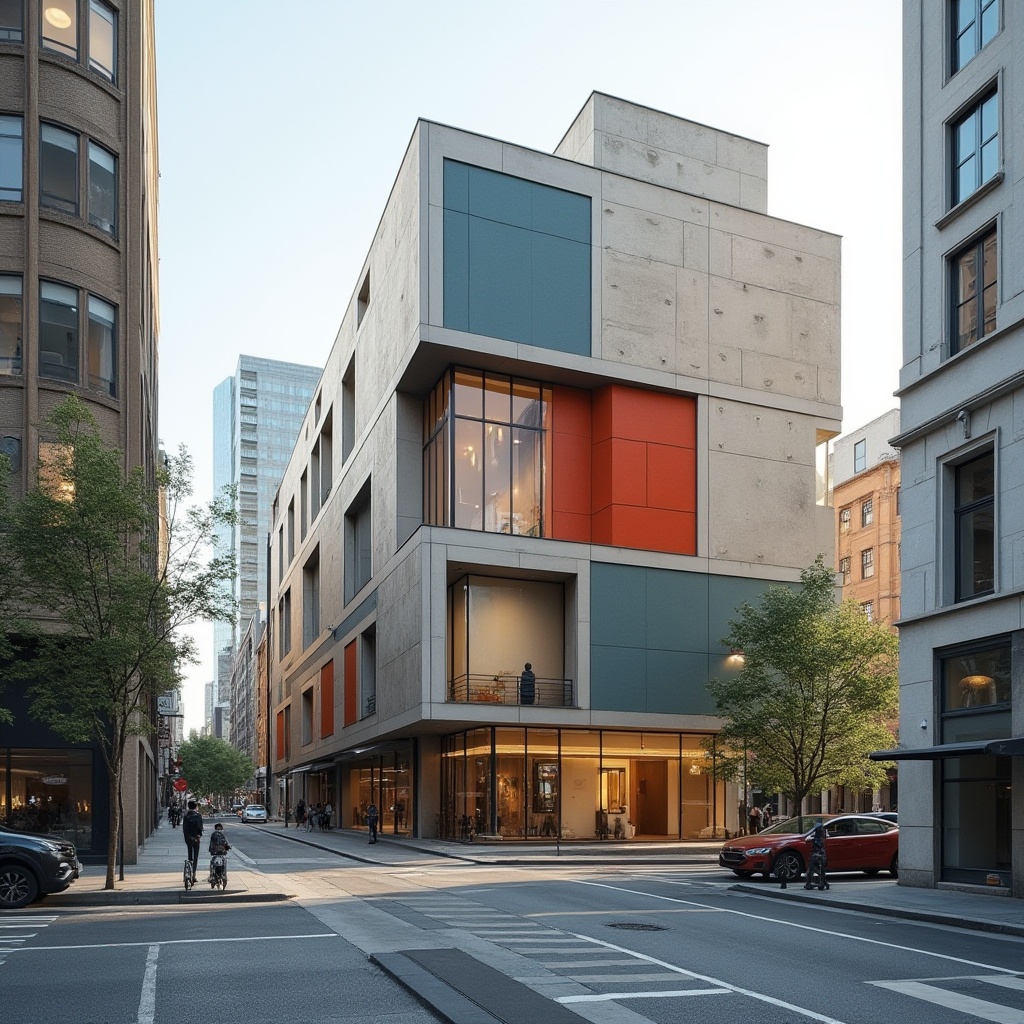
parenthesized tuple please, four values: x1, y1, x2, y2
(154, 0, 903, 736)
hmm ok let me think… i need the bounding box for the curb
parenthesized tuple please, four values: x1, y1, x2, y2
(730, 883, 1024, 938)
(50, 889, 292, 907)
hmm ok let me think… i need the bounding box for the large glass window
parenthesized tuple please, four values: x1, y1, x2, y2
(39, 281, 78, 382)
(41, 0, 76, 57)
(943, 640, 1009, 711)
(0, 114, 22, 201)
(0, 275, 21, 375)
(87, 141, 116, 235)
(88, 0, 116, 81)
(951, 228, 997, 353)
(953, 0, 999, 74)
(40, 123, 78, 215)
(0, 0, 23, 41)
(443, 160, 591, 356)
(955, 449, 994, 600)
(3, 748, 93, 849)
(952, 91, 998, 205)
(424, 367, 550, 537)
(86, 294, 115, 396)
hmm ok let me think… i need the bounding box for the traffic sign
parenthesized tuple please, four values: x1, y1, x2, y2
(173, 777, 188, 793)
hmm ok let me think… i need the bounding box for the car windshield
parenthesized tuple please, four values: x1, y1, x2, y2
(247, 806, 265, 812)
(757, 815, 831, 835)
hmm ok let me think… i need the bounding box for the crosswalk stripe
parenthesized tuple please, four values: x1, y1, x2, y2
(982, 978, 1024, 992)
(871, 980, 1024, 1023)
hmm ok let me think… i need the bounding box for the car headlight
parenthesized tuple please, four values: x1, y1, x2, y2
(745, 847, 773, 855)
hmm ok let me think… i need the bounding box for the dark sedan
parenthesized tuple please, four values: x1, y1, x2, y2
(0, 825, 81, 909)
(719, 814, 899, 881)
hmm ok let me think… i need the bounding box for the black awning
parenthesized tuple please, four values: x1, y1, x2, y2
(870, 738, 1024, 761)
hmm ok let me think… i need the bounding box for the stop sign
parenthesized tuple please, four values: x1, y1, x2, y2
(173, 777, 188, 793)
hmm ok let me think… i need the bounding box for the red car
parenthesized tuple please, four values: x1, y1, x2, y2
(719, 814, 899, 881)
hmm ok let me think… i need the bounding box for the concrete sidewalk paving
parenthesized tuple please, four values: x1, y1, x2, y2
(50, 820, 1024, 939)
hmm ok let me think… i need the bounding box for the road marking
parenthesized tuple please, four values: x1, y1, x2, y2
(569, 972, 695, 982)
(561, 988, 731, 1003)
(558, 933, 848, 1024)
(571, 879, 1020, 974)
(4, 932, 339, 952)
(870, 980, 1024, 1023)
(540, 959, 643, 968)
(136, 944, 158, 1024)
(982, 977, 1024, 992)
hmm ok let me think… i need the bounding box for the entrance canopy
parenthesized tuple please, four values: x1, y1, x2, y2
(869, 737, 1024, 760)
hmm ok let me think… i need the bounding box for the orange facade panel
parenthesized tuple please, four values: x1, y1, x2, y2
(647, 443, 697, 512)
(593, 385, 696, 447)
(344, 640, 358, 727)
(320, 660, 334, 739)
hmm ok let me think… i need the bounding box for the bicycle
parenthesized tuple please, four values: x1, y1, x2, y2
(183, 855, 195, 891)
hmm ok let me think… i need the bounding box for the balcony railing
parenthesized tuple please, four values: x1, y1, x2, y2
(447, 673, 575, 708)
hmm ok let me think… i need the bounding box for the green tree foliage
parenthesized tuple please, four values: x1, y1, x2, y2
(707, 556, 898, 812)
(3, 397, 236, 889)
(178, 734, 253, 801)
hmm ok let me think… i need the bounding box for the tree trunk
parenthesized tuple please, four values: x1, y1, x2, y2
(105, 756, 121, 890)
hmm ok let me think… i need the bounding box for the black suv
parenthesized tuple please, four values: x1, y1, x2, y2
(0, 825, 81, 909)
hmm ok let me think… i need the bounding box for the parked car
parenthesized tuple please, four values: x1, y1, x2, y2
(718, 814, 899, 881)
(867, 811, 898, 823)
(0, 825, 81, 909)
(241, 804, 268, 823)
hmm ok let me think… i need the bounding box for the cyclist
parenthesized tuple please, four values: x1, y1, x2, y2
(208, 822, 231, 884)
(182, 799, 204, 880)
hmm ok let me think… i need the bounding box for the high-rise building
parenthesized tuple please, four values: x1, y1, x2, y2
(0, 0, 160, 861)
(212, 356, 321, 725)
(267, 94, 842, 842)
(884, 0, 1022, 894)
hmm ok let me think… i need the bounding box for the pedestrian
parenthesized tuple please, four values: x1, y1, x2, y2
(323, 802, 333, 830)
(182, 799, 204, 878)
(366, 801, 379, 843)
(519, 662, 536, 705)
(761, 804, 773, 828)
(748, 803, 762, 834)
(394, 799, 405, 830)
(804, 823, 829, 890)
(296, 798, 305, 827)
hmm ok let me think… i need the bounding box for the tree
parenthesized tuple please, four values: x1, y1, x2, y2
(178, 733, 254, 801)
(707, 556, 898, 814)
(3, 397, 236, 889)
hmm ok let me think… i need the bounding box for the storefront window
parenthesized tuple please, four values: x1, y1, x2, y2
(4, 748, 92, 849)
(495, 728, 524, 838)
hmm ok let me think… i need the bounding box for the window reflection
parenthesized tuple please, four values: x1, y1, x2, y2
(942, 641, 1010, 711)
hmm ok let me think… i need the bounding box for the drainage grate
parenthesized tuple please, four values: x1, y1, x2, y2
(606, 922, 667, 932)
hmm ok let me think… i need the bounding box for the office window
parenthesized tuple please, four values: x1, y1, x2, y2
(39, 281, 78, 383)
(952, 91, 998, 205)
(357, 270, 370, 326)
(955, 449, 994, 601)
(853, 439, 866, 473)
(861, 499, 874, 527)
(281, 588, 292, 655)
(87, 142, 116, 235)
(0, 115, 22, 201)
(41, 0, 77, 58)
(345, 479, 372, 601)
(301, 688, 313, 745)
(319, 412, 332, 504)
(839, 556, 850, 585)
(302, 547, 320, 649)
(839, 507, 851, 534)
(341, 356, 355, 462)
(862, 601, 874, 622)
(942, 638, 1009, 711)
(88, 0, 116, 82)
(953, 0, 999, 74)
(0, 0, 23, 41)
(0, 275, 22, 375)
(277, 526, 283, 584)
(951, 228, 996, 354)
(286, 499, 294, 563)
(86, 295, 115, 397)
(40, 123, 78, 215)
(299, 468, 308, 540)
(861, 548, 874, 579)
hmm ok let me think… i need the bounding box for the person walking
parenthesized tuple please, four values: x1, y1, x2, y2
(182, 800, 204, 878)
(366, 801, 379, 844)
(323, 802, 333, 830)
(295, 798, 306, 827)
(748, 803, 762, 834)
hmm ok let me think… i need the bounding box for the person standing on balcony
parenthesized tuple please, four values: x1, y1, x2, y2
(520, 663, 536, 705)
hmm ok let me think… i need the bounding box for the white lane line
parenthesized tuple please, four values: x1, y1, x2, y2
(571, 879, 1020, 974)
(558, 932, 848, 1024)
(569, 972, 694, 982)
(4, 932, 339, 953)
(869, 980, 1024, 1023)
(561, 988, 731, 1003)
(540, 960, 642, 968)
(136, 944, 158, 1024)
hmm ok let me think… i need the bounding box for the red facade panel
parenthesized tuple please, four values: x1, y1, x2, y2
(320, 660, 334, 739)
(344, 640, 358, 727)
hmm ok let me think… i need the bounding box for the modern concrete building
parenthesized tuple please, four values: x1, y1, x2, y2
(833, 409, 901, 628)
(229, 608, 263, 778)
(0, 0, 160, 861)
(211, 356, 321, 725)
(268, 93, 842, 842)
(883, 0, 1022, 893)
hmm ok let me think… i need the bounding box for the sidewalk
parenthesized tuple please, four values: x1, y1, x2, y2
(52, 819, 1024, 938)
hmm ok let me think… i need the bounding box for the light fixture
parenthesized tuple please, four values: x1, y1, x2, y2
(726, 648, 746, 667)
(689, 763, 701, 775)
(44, 5, 72, 29)
(960, 674, 994, 688)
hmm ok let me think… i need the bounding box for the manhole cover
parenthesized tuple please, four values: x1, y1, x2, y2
(606, 922, 666, 932)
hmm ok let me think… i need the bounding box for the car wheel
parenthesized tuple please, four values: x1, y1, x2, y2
(732, 870, 755, 878)
(864, 868, 880, 876)
(889, 854, 899, 879)
(0, 863, 40, 909)
(772, 849, 804, 882)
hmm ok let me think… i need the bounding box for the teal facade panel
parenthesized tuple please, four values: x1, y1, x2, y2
(591, 645, 646, 712)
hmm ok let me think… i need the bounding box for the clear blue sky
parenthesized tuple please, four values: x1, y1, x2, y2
(154, 0, 902, 735)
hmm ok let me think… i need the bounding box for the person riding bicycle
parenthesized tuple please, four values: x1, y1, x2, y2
(182, 800, 204, 878)
(208, 822, 230, 883)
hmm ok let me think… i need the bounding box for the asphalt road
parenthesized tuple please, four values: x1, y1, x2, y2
(4, 820, 1023, 1024)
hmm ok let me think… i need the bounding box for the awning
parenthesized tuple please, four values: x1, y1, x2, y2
(288, 761, 335, 776)
(870, 737, 1024, 761)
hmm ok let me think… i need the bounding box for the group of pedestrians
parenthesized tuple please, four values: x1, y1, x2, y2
(747, 803, 774, 834)
(295, 799, 333, 831)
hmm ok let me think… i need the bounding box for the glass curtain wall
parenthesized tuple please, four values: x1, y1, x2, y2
(1, 748, 93, 849)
